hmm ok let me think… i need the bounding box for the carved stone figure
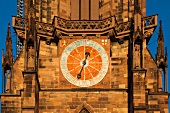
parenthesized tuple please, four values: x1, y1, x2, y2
(5, 70, 11, 92)
(134, 44, 140, 68)
(28, 46, 34, 69)
(158, 68, 163, 91)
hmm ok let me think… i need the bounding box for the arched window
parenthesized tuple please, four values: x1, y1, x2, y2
(79, 107, 90, 113)
(75, 102, 93, 113)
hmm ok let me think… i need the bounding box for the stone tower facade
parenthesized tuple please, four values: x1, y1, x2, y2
(0, 0, 168, 113)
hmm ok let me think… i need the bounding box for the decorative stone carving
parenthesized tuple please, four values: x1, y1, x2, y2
(60, 40, 66, 47)
(46, 39, 51, 45)
(5, 70, 11, 93)
(96, 34, 100, 38)
(118, 38, 124, 44)
(55, 31, 62, 38)
(144, 29, 154, 38)
(134, 26, 143, 40)
(134, 44, 141, 68)
(17, 31, 25, 38)
(28, 46, 35, 69)
(158, 68, 163, 91)
(54, 16, 113, 30)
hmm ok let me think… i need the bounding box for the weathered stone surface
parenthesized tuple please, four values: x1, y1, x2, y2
(1, 0, 168, 113)
(39, 91, 128, 113)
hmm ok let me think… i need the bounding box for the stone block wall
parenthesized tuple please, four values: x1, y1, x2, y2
(39, 91, 128, 113)
(100, 0, 146, 22)
(35, 0, 71, 23)
(31, 0, 146, 23)
(144, 48, 158, 92)
(133, 70, 147, 112)
(148, 94, 168, 113)
(59, 0, 71, 20)
(38, 40, 59, 89)
(110, 40, 128, 89)
(12, 49, 24, 94)
(1, 96, 21, 113)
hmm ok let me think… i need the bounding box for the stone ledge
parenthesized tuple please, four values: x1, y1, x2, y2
(40, 88, 128, 92)
(22, 70, 37, 74)
(148, 92, 169, 95)
(134, 106, 147, 110)
(0, 93, 21, 97)
(132, 68, 147, 72)
(145, 89, 169, 95)
(22, 106, 35, 109)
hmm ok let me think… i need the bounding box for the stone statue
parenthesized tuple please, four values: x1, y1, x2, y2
(28, 46, 35, 69)
(5, 70, 11, 92)
(134, 44, 140, 68)
(158, 68, 163, 91)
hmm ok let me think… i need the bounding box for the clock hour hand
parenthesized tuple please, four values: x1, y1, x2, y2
(77, 52, 90, 79)
(85, 52, 90, 59)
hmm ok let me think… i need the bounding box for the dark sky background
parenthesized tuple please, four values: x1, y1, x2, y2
(0, 0, 169, 112)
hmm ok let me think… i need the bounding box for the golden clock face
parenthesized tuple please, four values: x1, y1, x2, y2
(60, 39, 109, 87)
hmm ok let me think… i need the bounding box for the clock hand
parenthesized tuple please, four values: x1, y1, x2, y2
(77, 52, 90, 79)
(85, 52, 90, 59)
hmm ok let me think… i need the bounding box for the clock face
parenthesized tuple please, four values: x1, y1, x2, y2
(60, 39, 109, 87)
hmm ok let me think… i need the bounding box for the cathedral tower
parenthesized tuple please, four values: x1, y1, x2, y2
(0, 0, 168, 113)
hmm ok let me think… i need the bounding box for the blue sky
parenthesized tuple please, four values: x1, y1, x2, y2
(146, 1, 170, 94)
(0, 0, 169, 111)
(0, 1, 17, 92)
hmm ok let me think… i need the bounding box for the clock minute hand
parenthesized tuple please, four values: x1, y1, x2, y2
(77, 52, 90, 79)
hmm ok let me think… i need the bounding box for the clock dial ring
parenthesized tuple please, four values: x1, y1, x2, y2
(60, 39, 109, 87)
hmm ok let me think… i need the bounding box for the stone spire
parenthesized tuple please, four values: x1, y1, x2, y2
(156, 20, 166, 66)
(2, 23, 13, 71)
(1, 23, 13, 93)
(157, 20, 164, 58)
(158, 20, 164, 39)
(6, 23, 11, 40)
(157, 21, 168, 92)
(156, 20, 168, 92)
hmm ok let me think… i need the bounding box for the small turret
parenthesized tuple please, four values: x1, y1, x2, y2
(157, 20, 164, 61)
(156, 20, 168, 92)
(2, 23, 13, 72)
(2, 23, 13, 93)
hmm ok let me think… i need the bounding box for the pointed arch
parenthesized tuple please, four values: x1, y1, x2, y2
(74, 102, 94, 113)
(79, 107, 90, 113)
(4, 63, 11, 72)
